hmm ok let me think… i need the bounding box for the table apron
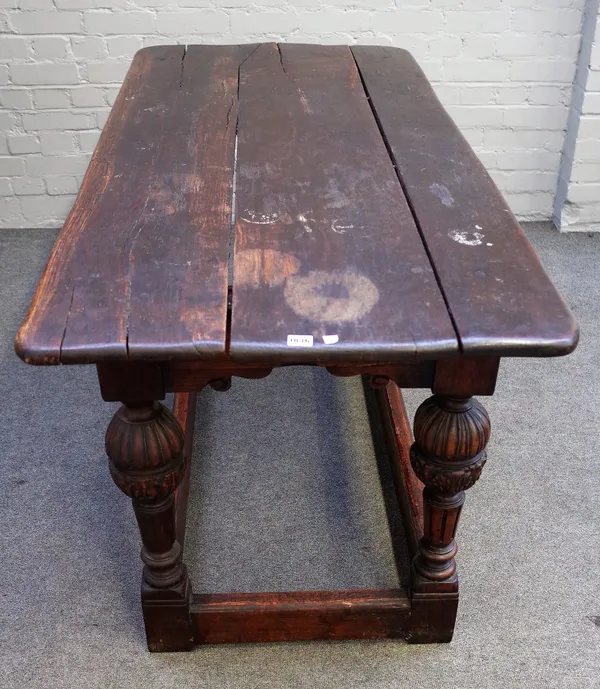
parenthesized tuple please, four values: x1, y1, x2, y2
(96, 357, 499, 402)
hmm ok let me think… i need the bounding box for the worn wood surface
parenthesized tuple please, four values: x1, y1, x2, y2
(16, 43, 578, 366)
(352, 45, 579, 358)
(17, 43, 578, 651)
(433, 357, 500, 397)
(166, 360, 273, 392)
(192, 589, 410, 644)
(16, 45, 256, 365)
(230, 43, 456, 363)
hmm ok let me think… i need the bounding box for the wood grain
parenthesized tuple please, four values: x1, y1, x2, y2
(410, 395, 490, 591)
(16, 45, 257, 365)
(433, 357, 500, 397)
(192, 589, 410, 643)
(230, 43, 457, 364)
(352, 45, 579, 358)
(16, 43, 578, 366)
(173, 391, 197, 550)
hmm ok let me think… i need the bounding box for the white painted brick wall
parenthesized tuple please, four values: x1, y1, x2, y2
(0, 0, 587, 228)
(556, 4, 600, 230)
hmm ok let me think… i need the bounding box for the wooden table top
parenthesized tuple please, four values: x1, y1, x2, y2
(16, 43, 578, 366)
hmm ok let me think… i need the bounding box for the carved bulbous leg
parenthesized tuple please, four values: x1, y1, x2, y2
(408, 395, 491, 642)
(105, 401, 193, 651)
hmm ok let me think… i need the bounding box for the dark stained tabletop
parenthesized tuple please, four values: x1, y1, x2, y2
(15, 43, 578, 366)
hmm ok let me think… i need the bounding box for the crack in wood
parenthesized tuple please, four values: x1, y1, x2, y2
(124, 221, 146, 357)
(276, 43, 287, 75)
(58, 283, 76, 362)
(237, 44, 261, 98)
(225, 45, 260, 353)
(179, 44, 188, 88)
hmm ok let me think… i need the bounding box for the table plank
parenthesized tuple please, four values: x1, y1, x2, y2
(16, 45, 256, 364)
(352, 46, 579, 357)
(230, 43, 458, 363)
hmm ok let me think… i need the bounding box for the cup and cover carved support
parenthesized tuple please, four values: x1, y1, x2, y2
(105, 400, 188, 592)
(410, 395, 491, 586)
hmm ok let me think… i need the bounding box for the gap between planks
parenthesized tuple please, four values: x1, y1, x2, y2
(224, 46, 459, 359)
(349, 48, 464, 355)
(225, 128, 238, 355)
(226, 44, 261, 354)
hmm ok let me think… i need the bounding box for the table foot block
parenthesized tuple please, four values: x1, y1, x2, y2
(191, 589, 411, 644)
(406, 592, 459, 644)
(142, 578, 195, 653)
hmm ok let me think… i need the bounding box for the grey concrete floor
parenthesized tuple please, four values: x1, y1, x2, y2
(0, 223, 599, 688)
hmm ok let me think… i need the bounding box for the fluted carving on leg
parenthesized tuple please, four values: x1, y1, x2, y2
(105, 401, 188, 591)
(410, 396, 491, 584)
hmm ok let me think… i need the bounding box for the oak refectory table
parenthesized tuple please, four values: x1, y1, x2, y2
(15, 44, 579, 652)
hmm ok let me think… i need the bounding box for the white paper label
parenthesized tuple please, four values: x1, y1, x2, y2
(322, 334, 339, 345)
(287, 334, 313, 347)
